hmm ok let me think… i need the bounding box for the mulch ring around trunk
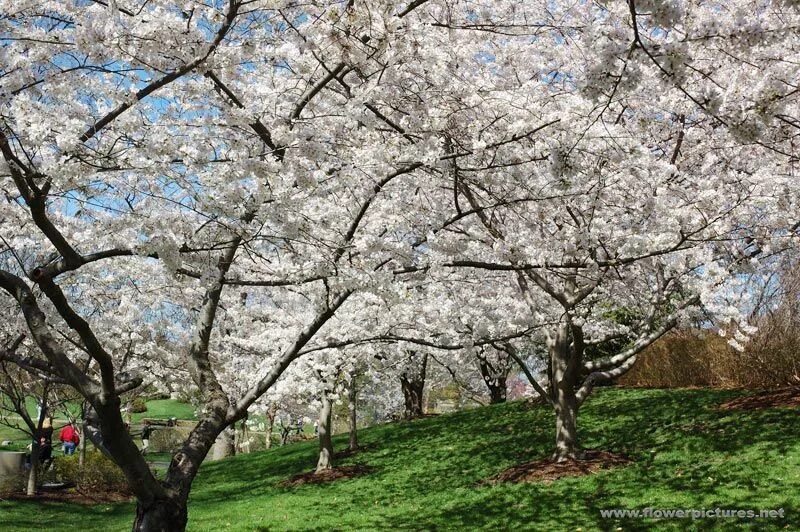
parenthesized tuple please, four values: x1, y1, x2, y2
(718, 386, 800, 411)
(485, 450, 632, 485)
(280, 464, 373, 487)
(3, 488, 132, 505)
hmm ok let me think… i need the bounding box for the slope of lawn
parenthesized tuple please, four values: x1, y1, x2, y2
(130, 399, 197, 422)
(1, 387, 798, 531)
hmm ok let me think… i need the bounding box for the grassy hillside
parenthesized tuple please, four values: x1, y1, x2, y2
(1, 388, 798, 531)
(130, 399, 197, 422)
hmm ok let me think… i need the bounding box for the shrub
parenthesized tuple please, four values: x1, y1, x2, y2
(619, 326, 800, 389)
(129, 397, 148, 413)
(55, 452, 130, 494)
(0, 470, 25, 496)
(148, 426, 192, 453)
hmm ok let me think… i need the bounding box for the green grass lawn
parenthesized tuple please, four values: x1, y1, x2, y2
(1, 387, 798, 531)
(131, 399, 197, 422)
(0, 424, 28, 451)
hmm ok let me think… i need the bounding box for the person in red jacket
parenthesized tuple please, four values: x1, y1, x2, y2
(59, 423, 80, 456)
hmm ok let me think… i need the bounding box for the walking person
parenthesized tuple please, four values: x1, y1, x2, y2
(58, 422, 80, 456)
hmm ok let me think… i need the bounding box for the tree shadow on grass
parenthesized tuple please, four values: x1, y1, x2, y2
(186, 388, 798, 531)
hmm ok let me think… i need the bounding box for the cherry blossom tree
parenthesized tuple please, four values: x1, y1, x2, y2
(0, 0, 456, 528)
(0, 3, 798, 531)
(409, 0, 800, 460)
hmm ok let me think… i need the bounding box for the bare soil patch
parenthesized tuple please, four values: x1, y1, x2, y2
(486, 450, 632, 484)
(2, 488, 132, 505)
(719, 387, 800, 411)
(280, 464, 373, 487)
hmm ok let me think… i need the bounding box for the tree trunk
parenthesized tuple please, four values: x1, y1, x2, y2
(26, 445, 39, 496)
(550, 322, 582, 462)
(348, 377, 358, 452)
(265, 414, 274, 450)
(211, 427, 235, 461)
(478, 359, 508, 404)
(400, 352, 427, 418)
(238, 418, 250, 454)
(79, 420, 87, 467)
(488, 378, 507, 404)
(133, 497, 188, 532)
(553, 387, 579, 461)
(315, 389, 333, 473)
(400, 376, 425, 418)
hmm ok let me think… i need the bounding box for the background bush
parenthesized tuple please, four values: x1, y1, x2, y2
(129, 397, 147, 414)
(619, 327, 800, 389)
(55, 452, 130, 494)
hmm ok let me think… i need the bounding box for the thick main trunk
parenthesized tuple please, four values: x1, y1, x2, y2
(478, 358, 508, 404)
(133, 497, 188, 532)
(400, 376, 425, 418)
(316, 390, 333, 473)
(400, 352, 427, 418)
(348, 378, 358, 452)
(156, 410, 231, 531)
(549, 322, 582, 462)
(488, 380, 507, 404)
(553, 388, 579, 461)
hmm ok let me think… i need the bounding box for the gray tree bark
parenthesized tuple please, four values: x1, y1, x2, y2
(26, 391, 50, 496)
(265, 411, 275, 450)
(212, 427, 236, 460)
(315, 389, 333, 473)
(549, 321, 582, 462)
(348, 376, 358, 452)
(26, 445, 39, 496)
(133, 497, 188, 532)
(400, 352, 427, 418)
(478, 356, 508, 404)
(79, 419, 87, 467)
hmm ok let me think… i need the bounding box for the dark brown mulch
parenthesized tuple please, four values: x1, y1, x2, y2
(2, 488, 132, 505)
(280, 464, 373, 487)
(719, 386, 800, 411)
(485, 450, 632, 485)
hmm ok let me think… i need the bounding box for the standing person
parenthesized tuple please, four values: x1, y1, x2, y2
(58, 422, 80, 455)
(38, 417, 54, 467)
(141, 420, 153, 455)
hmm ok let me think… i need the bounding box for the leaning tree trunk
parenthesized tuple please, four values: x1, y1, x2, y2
(212, 427, 236, 460)
(400, 352, 428, 418)
(348, 376, 358, 452)
(550, 322, 582, 462)
(133, 496, 188, 532)
(315, 389, 334, 473)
